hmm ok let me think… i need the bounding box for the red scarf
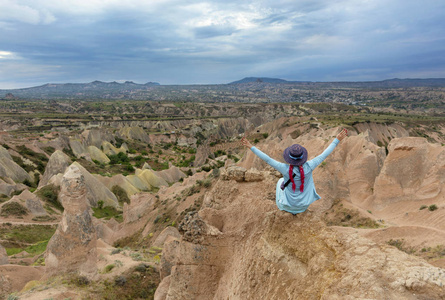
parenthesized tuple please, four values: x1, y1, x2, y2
(289, 165, 305, 192)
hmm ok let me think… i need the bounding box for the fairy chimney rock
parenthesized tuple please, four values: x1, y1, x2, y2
(45, 164, 97, 276)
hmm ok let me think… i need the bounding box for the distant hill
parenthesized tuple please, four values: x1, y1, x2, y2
(2, 78, 445, 101)
(0, 81, 160, 100)
(229, 77, 445, 88)
(229, 77, 295, 84)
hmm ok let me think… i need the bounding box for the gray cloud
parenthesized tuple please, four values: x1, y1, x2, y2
(0, 0, 444, 88)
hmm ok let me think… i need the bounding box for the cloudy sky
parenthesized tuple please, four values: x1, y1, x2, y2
(0, 0, 444, 88)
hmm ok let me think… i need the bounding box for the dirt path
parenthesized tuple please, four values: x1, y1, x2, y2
(0, 220, 59, 226)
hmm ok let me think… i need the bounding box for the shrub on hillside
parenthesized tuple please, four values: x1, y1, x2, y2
(37, 184, 62, 211)
(1, 202, 29, 217)
(428, 204, 438, 211)
(108, 152, 130, 165)
(112, 185, 130, 205)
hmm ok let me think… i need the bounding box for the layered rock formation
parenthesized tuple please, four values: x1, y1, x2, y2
(155, 166, 186, 184)
(0, 145, 31, 183)
(372, 137, 445, 208)
(39, 150, 72, 187)
(45, 164, 97, 276)
(10, 189, 47, 217)
(101, 141, 127, 156)
(87, 145, 110, 164)
(156, 169, 445, 300)
(40, 152, 119, 207)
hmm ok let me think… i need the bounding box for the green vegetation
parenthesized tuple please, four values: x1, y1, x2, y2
(324, 199, 381, 229)
(175, 155, 195, 168)
(387, 239, 416, 254)
(43, 146, 56, 155)
(7, 240, 50, 256)
(11, 155, 34, 172)
(196, 178, 212, 188)
(418, 245, 445, 261)
(15, 145, 48, 172)
(213, 150, 226, 157)
(92, 204, 123, 222)
(0, 201, 29, 217)
(0, 224, 57, 256)
(0, 194, 9, 203)
(0, 224, 57, 244)
(83, 264, 160, 299)
(108, 152, 130, 165)
(112, 185, 130, 205)
(419, 205, 428, 210)
(104, 264, 115, 273)
(428, 204, 438, 211)
(37, 184, 63, 212)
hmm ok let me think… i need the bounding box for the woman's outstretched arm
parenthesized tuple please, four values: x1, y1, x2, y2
(241, 136, 253, 149)
(241, 136, 288, 173)
(307, 128, 348, 169)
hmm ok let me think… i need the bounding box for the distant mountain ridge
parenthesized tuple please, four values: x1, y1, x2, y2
(2, 77, 445, 100)
(0, 80, 160, 100)
(27, 80, 160, 90)
(229, 77, 306, 84)
(230, 77, 445, 87)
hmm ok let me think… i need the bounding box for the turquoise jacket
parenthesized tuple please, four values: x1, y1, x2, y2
(251, 138, 340, 214)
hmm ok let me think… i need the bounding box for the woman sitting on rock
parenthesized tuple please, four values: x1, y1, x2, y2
(241, 128, 348, 214)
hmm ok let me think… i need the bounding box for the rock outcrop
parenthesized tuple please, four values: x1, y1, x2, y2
(0, 178, 24, 197)
(43, 160, 118, 208)
(221, 165, 247, 182)
(119, 126, 150, 143)
(87, 146, 110, 164)
(94, 174, 139, 196)
(152, 227, 181, 248)
(10, 190, 47, 217)
(373, 137, 445, 207)
(0, 146, 31, 183)
(155, 166, 186, 184)
(39, 150, 72, 187)
(156, 172, 445, 300)
(0, 244, 8, 265)
(135, 169, 168, 188)
(101, 141, 126, 156)
(45, 164, 97, 277)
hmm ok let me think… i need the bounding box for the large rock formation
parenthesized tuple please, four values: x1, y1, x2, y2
(135, 169, 168, 188)
(82, 129, 115, 149)
(87, 146, 110, 164)
(101, 141, 127, 156)
(155, 166, 186, 184)
(156, 172, 445, 300)
(10, 190, 47, 217)
(119, 126, 150, 143)
(373, 137, 445, 207)
(45, 164, 97, 277)
(0, 145, 31, 183)
(0, 265, 42, 298)
(0, 177, 24, 197)
(94, 174, 139, 196)
(69, 139, 86, 157)
(42, 159, 118, 208)
(39, 150, 72, 187)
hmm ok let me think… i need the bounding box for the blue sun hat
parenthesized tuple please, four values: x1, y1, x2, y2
(283, 144, 308, 166)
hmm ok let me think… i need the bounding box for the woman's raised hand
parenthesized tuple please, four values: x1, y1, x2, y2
(241, 136, 253, 149)
(336, 128, 348, 141)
